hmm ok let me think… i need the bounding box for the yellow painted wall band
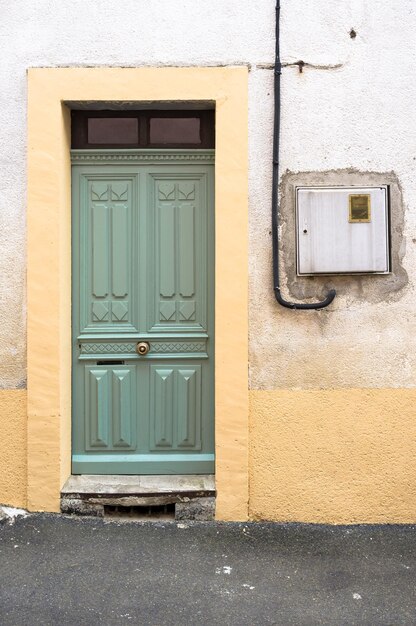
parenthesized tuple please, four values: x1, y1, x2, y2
(250, 389, 416, 524)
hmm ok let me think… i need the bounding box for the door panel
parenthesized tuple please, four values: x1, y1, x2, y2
(179, 204, 195, 298)
(112, 367, 136, 449)
(151, 367, 174, 449)
(84, 365, 137, 451)
(176, 367, 201, 449)
(81, 176, 138, 334)
(72, 151, 214, 475)
(85, 367, 110, 449)
(149, 175, 207, 332)
(149, 365, 202, 451)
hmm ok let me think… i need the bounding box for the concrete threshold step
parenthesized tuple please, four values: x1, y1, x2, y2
(61, 474, 216, 521)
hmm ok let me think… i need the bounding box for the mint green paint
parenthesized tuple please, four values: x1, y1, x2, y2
(72, 150, 214, 474)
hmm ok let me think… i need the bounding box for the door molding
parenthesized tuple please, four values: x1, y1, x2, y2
(71, 149, 215, 164)
(27, 67, 248, 520)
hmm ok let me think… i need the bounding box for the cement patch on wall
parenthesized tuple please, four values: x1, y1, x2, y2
(279, 169, 407, 304)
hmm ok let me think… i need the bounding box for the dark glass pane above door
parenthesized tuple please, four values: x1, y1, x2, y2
(149, 117, 200, 145)
(72, 110, 214, 149)
(88, 118, 139, 144)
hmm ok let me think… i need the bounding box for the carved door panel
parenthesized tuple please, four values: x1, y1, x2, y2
(72, 151, 214, 474)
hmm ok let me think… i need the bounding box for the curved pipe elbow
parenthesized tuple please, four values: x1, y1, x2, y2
(274, 287, 336, 310)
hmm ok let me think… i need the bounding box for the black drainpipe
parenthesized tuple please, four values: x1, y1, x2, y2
(272, 1, 336, 309)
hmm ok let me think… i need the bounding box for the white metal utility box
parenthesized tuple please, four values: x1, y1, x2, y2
(296, 186, 390, 275)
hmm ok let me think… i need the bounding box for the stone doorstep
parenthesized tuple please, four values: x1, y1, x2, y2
(61, 475, 216, 521)
(61, 474, 215, 495)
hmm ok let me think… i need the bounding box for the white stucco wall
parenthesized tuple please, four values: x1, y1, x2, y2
(1, 0, 415, 390)
(250, 0, 416, 389)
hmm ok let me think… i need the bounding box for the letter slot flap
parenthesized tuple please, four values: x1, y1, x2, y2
(296, 186, 390, 275)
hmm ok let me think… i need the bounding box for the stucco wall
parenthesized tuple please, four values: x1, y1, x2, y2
(0, 391, 27, 508)
(0, 1, 415, 520)
(2, 0, 272, 389)
(250, 2, 416, 390)
(250, 389, 416, 523)
(3, 0, 414, 388)
(248, 1, 416, 521)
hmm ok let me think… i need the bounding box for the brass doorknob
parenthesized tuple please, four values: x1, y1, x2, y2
(136, 341, 150, 356)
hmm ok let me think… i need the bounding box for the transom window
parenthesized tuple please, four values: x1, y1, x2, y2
(71, 110, 214, 149)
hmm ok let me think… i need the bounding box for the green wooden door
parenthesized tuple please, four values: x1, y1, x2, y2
(71, 150, 214, 474)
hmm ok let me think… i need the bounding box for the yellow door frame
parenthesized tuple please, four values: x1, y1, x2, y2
(27, 67, 249, 520)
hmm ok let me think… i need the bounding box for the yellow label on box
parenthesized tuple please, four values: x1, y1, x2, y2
(349, 194, 371, 222)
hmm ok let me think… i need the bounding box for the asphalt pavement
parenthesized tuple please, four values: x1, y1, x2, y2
(0, 514, 415, 625)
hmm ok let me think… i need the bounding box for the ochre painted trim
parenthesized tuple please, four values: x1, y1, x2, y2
(27, 67, 249, 519)
(250, 389, 416, 524)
